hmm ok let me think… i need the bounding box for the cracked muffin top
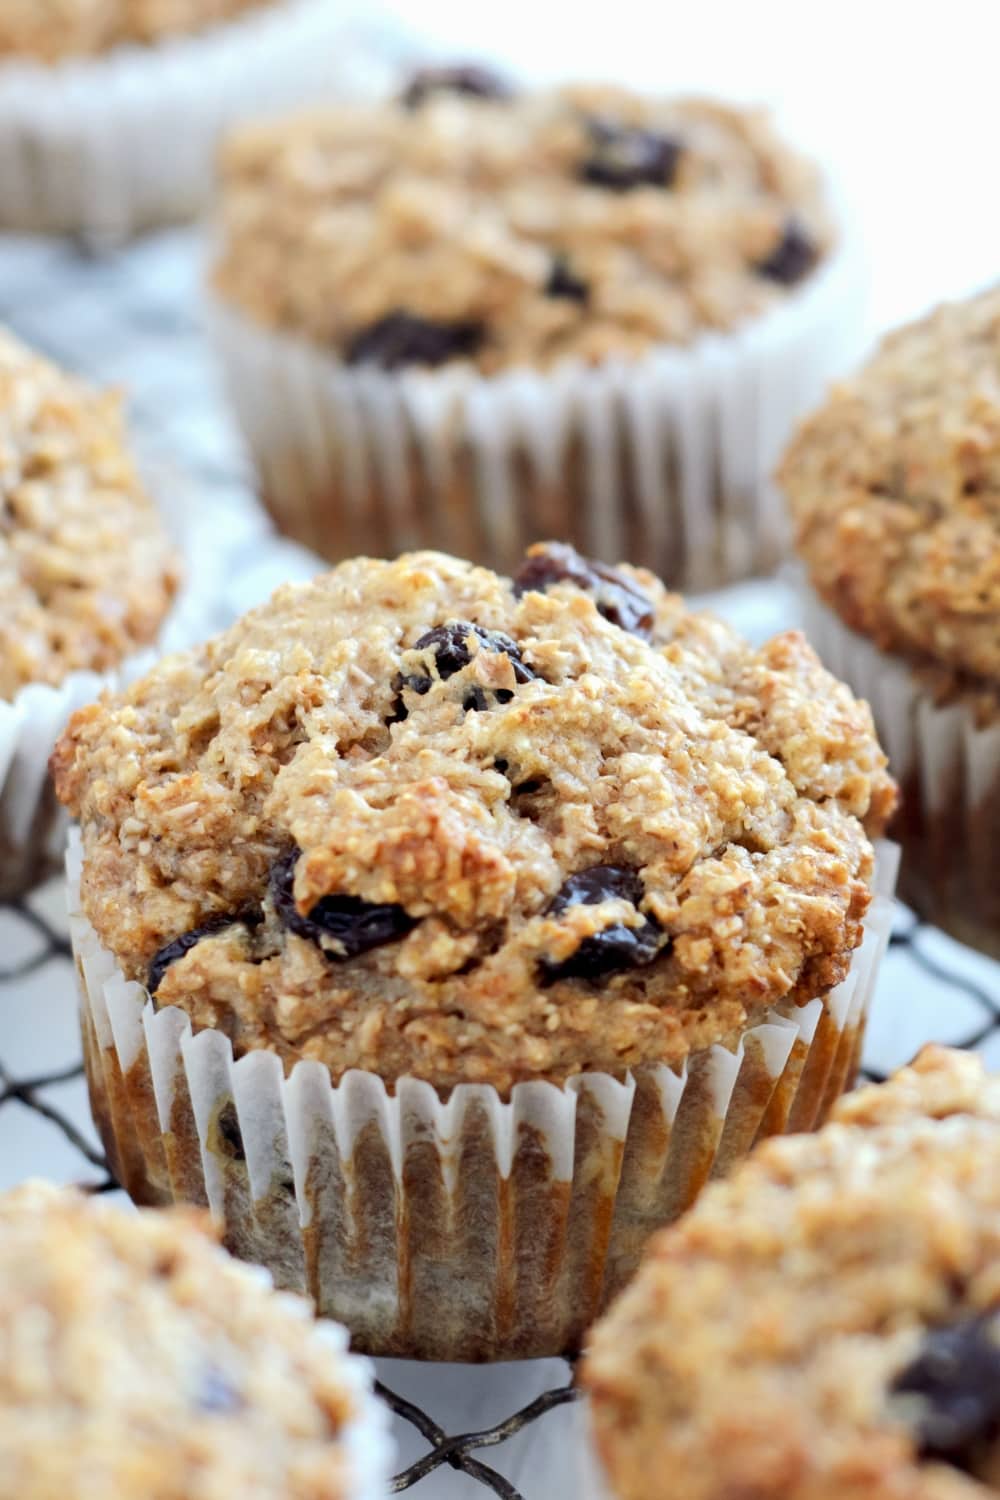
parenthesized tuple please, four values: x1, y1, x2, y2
(0, 0, 271, 60)
(53, 543, 896, 1095)
(212, 76, 833, 374)
(0, 330, 179, 701)
(0, 1181, 380, 1499)
(584, 1046, 1000, 1500)
(781, 284, 1000, 691)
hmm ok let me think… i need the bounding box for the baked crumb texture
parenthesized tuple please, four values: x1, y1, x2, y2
(0, 328, 179, 701)
(62, 546, 896, 1359)
(0, 0, 271, 60)
(585, 1046, 1000, 1500)
(0, 1182, 388, 1500)
(55, 546, 895, 1095)
(781, 283, 1000, 697)
(213, 82, 832, 373)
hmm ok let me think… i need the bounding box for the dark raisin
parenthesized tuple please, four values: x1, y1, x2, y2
(756, 220, 818, 285)
(270, 849, 415, 960)
(580, 119, 682, 191)
(387, 670, 433, 723)
(494, 758, 510, 773)
(148, 909, 262, 995)
(196, 1365, 245, 1416)
(891, 1315, 1000, 1471)
(541, 864, 664, 985)
(463, 686, 489, 713)
(513, 542, 654, 638)
(412, 621, 535, 682)
(546, 255, 590, 304)
(345, 312, 485, 370)
(401, 64, 512, 110)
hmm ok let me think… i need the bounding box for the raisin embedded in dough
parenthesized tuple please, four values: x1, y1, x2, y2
(513, 541, 655, 637)
(270, 850, 415, 960)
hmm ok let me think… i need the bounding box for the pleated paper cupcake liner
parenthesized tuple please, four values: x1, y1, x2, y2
(69, 833, 896, 1361)
(0, 1, 396, 242)
(803, 587, 1000, 957)
(206, 201, 866, 588)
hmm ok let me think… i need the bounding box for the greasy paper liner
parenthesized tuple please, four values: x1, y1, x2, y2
(803, 588, 1000, 957)
(69, 835, 896, 1361)
(206, 206, 865, 588)
(0, 1, 394, 241)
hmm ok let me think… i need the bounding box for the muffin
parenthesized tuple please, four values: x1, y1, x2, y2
(0, 0, 390, 240)
(0, 327, 179, 896)
(207, 73, 863, 586)
(583, 1045, 1000, 1500)
(780, 285, 1000, 955)
(55, 542, 897, 1360)
(0, 1180, 391, 1498)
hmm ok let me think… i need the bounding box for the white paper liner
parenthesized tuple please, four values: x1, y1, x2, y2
(0, 1, 398, 241)
(206, 195, 866, 588)
(803, 586, 1000, 956)
(68, 832, 896, 1361)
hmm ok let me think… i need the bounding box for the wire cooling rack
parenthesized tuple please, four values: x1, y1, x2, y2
(1, 228, 1000, 1498)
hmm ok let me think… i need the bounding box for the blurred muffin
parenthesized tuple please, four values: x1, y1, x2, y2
(0, 0, 390, 240)
(0, 1180, 391, 1498)
(584, 1046, 1000, 1500)
(781, 284, 1000, 954)
(0, 327, 179, 895)
(56, 542, 895, 1359)
(208, 72, 862, 585)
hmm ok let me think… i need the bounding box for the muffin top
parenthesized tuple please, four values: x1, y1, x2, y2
(0, 0, 269, 61)
(53, 544, 895, 1095)
(212, 76, 833, 375)
(0, 329, 179, 701)
(781, 284, 1000, 690)
(0, 1181, 383, 1499)
(584, 1046, 1000, 1500)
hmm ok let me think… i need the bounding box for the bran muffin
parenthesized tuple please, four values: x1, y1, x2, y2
(0, 0, 272, 60)
(56, 543, 896, 1358)
(584, 1045, 1000, 1500)
(0, 1181, 391, 1499)
(208, 75, 861, 584)
(0, 1, 374, 239)
(0, 327, 179, 896)
(780, 285, 1000, 954)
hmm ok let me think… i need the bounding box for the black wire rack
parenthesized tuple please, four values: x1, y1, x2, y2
(1, 231, 1000, 1498)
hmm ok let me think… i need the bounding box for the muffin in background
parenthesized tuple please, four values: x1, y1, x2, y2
(0, 1180, 391, 1499)
(207, 73, 863, 586)
(0, 327, 179, 896)
(56, 542, 895, 1360)
(781, 284, 1000, 955)
(0, 0, 394, 241)
(583, 1046, 1000, 1500)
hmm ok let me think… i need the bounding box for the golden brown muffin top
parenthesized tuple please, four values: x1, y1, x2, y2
(53, 544, 895, 1095)
(781, 284, 1000, 691)
(0, 329, 179, 701)
(585, 1046, 1000, 1500)
(0, 1182, 371, 1499)
(212, 79, 833, 374)
(0, 0, 270, 61)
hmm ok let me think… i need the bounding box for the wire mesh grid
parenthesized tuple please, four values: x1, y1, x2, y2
(1, 230, 999, 1498)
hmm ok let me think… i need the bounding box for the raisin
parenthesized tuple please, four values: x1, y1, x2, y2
(541, 864, 664, 985)
(345, 312, 485, 370)
(546, 255, 590, 304)
(756, 220, 818, 285)
(401, 64, 512, 110)
(148, 909, 262, 995)
(463, 686, 489, 713)
(413, 621, 534, 682)
(513, 542, 654, 638)
(892, 1315, 1000, 1470)
(270, 850, 415, 960)
(580, 119, 682, 191)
